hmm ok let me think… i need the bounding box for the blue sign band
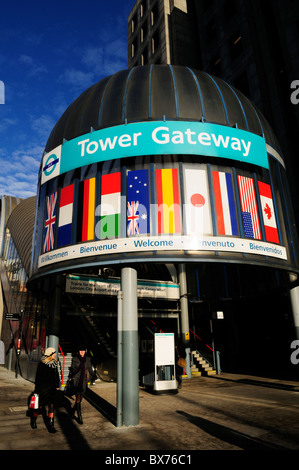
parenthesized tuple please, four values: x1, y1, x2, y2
(41, 120, 268, 185)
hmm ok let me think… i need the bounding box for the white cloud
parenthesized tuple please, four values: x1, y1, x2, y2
(19, 54, 47, 77)
(58, 68, 95, 92)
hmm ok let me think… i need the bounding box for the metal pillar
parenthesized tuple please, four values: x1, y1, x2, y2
(178, 263, 191, 378)
(47, 275, 63, 353)
(117, 290, 123, 427)
(120, 267, 139, 426)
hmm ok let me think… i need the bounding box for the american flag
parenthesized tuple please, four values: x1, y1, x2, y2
(43, 192, 57, 252)
(127, 201, 140, 235)
(237, 175, 261, 239)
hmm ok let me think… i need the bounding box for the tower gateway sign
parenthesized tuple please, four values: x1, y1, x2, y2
(38, 116, 287, 268)
(41, 121, 268, 185)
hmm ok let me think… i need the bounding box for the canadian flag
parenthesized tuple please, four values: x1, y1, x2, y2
(258, 181, 279, 244)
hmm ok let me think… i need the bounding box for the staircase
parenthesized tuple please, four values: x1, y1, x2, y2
(58, 351, 73, 388)
(190, 350, 216, 376)
(83, 316, 117, 358)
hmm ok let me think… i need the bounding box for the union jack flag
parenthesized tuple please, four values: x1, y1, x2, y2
(43, 192, 57, 252)
(127, 201, 140, 235)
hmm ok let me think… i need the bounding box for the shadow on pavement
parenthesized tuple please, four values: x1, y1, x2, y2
(210, 374, 299, 392)
(85, 388, 117, 426)
(177, 411, 286, 451)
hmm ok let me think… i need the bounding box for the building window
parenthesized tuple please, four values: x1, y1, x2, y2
(140, 1, 146, 18)
(230, 31, 243, 61)
(132, 38, 138, 58)
(142, 46, 148, 65)
(152, 30, 160, 55)
(234, 71, 250, 98)
(206, 19, 217, 43)
(131, 13, 137, 33)
(210, 56, 222, 76)
(151, 3, 159, 26)
(141, 21, 147, 43)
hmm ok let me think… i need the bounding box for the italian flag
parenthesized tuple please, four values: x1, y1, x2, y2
(100, 172, 121, 238)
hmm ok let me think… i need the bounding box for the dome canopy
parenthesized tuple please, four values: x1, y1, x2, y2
(44, 65, 281, 156)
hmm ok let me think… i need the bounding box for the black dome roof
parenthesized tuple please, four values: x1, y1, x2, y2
(44, 65, 281, 156)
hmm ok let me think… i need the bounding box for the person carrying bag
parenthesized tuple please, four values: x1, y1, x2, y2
(30, 347, 60, 433)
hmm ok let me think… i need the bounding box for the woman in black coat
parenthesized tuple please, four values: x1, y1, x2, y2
(69, 345, 92, 424)
(32, 347, 60, 432)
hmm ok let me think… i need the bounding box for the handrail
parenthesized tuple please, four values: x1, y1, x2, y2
(58, 344, 65, 386)
(189, 329, 214, 352)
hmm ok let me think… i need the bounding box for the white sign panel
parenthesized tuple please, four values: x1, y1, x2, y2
(38, 234, 287, 268)
(154, 333, 175, 366)
(65, 275, 180, 300)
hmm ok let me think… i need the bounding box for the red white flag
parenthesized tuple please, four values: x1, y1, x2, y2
(258, 181, 279, 244)
(183, 167, 212, 235)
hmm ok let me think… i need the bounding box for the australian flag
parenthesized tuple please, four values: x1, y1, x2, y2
(127, 169, 150, 235)
(43, 192, 57, 252)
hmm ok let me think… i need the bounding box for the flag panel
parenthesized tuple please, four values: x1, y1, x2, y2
(258, 181, 279, 244)
(237, 175, 261, 240)
(127, 169, 150, 235)
(82, 177, 96, 242)
(57, 184, 74, 247)
(156, 168, 181, 234)
(43, 192, 57, 252)
(212, 171, 238, 236)
(100, 172, 121, 238)
(184, 167, 212, 235)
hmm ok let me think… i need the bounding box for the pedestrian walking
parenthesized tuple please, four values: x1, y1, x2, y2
(68, 345, 92, 424)
(175, 342, 186, 389)
(31, 347, 60, 433)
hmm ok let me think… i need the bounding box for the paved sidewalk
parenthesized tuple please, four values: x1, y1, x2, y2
(1, 366, 299, 453)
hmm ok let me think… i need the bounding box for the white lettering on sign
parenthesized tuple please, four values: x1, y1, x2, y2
(78, 132, 142, 157)
(151, 126, 252, 157)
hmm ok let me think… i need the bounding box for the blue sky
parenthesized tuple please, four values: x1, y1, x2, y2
(0, 0, 137, 198)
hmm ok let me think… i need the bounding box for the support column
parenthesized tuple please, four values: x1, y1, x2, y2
(47, 275, 63, 353)
(121, 267, 139, 426)
(117, 290, 123, 427)
(178, 263, 191, 378)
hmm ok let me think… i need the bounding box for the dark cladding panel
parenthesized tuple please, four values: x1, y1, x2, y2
(172, 66, 203, 120)
(192, 70, 227, 125)
(232, 87, 263, 137)
(151, 65, 176, 120)
(79, 76, 112, 134)
(213, 77, 248, 130)
(99, 69, 129, 129)
(63, 88, 92, 142)
(126, 66, 150, 122)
